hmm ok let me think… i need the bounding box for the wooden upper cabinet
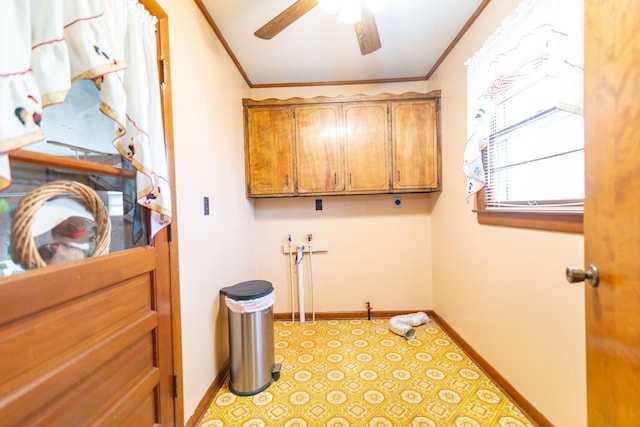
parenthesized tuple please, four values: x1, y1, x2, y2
(245, 107, 294, 196)
(391, 100, 440, 191)
(294, 104, 344, 194)
(343, 102, 390, 193)
(243, 91, 440, 198)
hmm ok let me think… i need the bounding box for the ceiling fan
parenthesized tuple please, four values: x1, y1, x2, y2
(254, 0, 383, 55)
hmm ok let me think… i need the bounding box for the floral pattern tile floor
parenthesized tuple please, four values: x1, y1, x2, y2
(199, 318, 534, 427)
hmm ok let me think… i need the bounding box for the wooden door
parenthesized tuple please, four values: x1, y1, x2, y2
(584, 0, 640, 424)
(295, 104, 344, 194)
(391, 100, 439, 191)
(245, 107, 295, 196)
(343, 102, 390, 193)
(0, 246, 175, 426)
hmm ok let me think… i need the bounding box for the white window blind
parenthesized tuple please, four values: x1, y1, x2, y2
(485, 74, 584, 210)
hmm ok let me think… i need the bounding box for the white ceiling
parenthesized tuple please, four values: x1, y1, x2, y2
(196, 0, 488, 87)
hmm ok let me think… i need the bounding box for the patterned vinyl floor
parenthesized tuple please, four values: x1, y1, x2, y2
(199, 318, 534, 426)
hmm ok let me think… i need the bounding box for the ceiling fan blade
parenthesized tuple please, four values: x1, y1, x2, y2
(353, 6, 381, 55)
(254, 0, 319, 40)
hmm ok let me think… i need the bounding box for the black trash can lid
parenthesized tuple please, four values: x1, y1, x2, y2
(220, 280, 273, 300)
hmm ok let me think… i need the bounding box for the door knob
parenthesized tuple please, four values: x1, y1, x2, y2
(566, 264, 599, 287)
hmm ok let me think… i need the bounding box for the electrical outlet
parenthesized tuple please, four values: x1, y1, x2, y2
(315, 199, 323, 211)
(204, 196, 210, 215)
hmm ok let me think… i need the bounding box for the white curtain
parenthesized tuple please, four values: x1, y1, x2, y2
(0, 0, 171, 238)
(463, 0, 584, 200)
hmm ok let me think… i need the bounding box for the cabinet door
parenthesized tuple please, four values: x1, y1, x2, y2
(344, 102, 390, 193)
(391, 100, 440, 191)
(245, 107, 294, 196)
(295, 104, 344, 194)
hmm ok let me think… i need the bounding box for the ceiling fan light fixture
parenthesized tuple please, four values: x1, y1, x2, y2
(338, 0, 361, 23)
(318, 0, 341, 14)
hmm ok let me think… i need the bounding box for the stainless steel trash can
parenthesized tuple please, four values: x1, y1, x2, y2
(220, 280, 280, 396)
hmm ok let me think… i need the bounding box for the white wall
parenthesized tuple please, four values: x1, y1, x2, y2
(253, 193, 435, 315)
(428, 0, 587, 425)
(158, 0, 255, 420)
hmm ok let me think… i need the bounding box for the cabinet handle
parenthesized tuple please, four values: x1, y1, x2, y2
(397, 170, 401, 183)
(286, 174, 289, 186)
(334, 173, 337, 185)
(349, 173, 352, 185)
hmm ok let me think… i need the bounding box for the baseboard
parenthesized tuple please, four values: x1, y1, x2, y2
(430, 312, 553, 427)
(186, 359, 230, 427)
(189, 310, 551, 427)
(274, 309, 432, 321)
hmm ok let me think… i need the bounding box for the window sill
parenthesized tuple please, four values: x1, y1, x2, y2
(473, 187, 583, 234)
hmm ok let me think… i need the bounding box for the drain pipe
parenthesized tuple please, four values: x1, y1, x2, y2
(389, 312, 430, 340)
(296, 244, 305, 323)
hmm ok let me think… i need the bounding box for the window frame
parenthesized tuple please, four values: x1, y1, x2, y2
(475, 100, 584, 234)
(473, 84, 584, 235)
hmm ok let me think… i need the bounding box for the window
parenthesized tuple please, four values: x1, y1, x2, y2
(485, 72, 584, 210)
(0, 156, 149, 277)
(465, 0, 584, 233)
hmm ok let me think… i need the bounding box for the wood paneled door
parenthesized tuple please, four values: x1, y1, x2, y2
(390, 100, 439, 191)
(295, 104, 344, 194)
(584, 0, 640, 424)
(244, 107, 295, 196)
(343, 102, 390, 193)
(0, 1, 182, 425)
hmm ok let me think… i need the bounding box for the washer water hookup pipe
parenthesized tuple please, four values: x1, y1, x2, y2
(296, 244, 305, 323)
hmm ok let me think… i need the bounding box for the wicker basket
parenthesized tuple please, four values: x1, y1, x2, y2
(10, 181, 111, 269)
